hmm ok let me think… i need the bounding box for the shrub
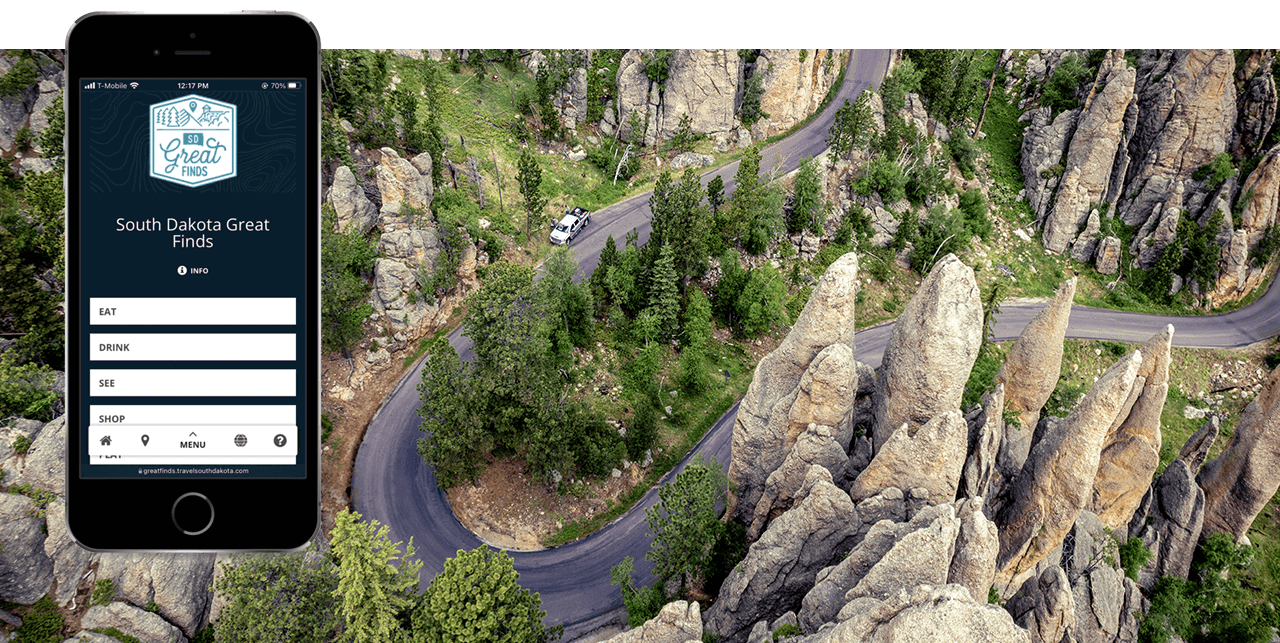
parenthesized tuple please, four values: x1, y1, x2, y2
(949, 132, 980, 180)
(14, 596, 64, 643)
(855, 156, 908, 204)
(643, 50, 675, 88)
(1041, 54, 1090, 115)
(1119, 536, 1153, 580)
(1192, 152, 1236, 193)
(611, 556, 666, 627)
(1253, 223, 1280, 268)
(587, 140, 638, 184)
(773, 623, 803, 640)
(908, 204, 969, 274)
(741, 71, 769, 127)
(1139, 534, 1278, 643)
(626, 402, 658, 461)
(962, 349, 1003, 410)
(92, 578, 116, 606)
(0, 57, 38, 98)
(321, 412, 334, 444)
(957, 188, 991, 240)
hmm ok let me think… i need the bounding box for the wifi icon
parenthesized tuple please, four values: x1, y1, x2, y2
(130, 82, 139, 89)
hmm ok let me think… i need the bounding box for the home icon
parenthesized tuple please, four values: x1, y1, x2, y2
(100, 436, 112, 446)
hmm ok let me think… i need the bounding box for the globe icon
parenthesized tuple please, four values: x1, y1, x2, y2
(234, 434, 248, 447)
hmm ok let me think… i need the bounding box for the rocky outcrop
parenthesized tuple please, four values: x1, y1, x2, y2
(670, 152, 715, 170)
(850, 410, 967, 505)
(1063, 511, 1146, 643)
(1127, 451, 1208, 592)
(1073, 51, 1138, 205)
(1040, 49, 1137, 252)
(327, 165, 378, 234)
(752, 50, 840, 139)
(1070, 209, 1102, 263)
(1119, 50, 1236, 228)
(80, 602, 189, 643)
(727, 253, 858, 525)
(748, 423, 847, 540)
(1020, 107, 1078, 223)
(993, 351, 1141, 585)
(1095, 236, 1122, 275)
(1005, 565, 1076, 643)
(846, 507, 959, 603)
(1197, 363, 1280, 542)
(1091, 325, 1173, 530)
(1232, 64, 1277, 158)
(374, 147, 433, 224)
(871, 254, 982, 453)
(1043, 166, 1090, 254)
(95, 553, 217, 636)
(379, 226, 442, 268)
(0, 494, 54, 604)
(799, 503, 952, 633)
(961, 384, 1004, 501)
(604, 600, 702, 643)
(0, 52, 62, 154)
(1213, 143, 1280, 304)
(997, 277, 1076, 436)
(615, 49, 658, 144)
(660, 50, 743, 143)
(8, 415, 66, 493)
(948, 500, 1000, 604)
(707, 466, 857, 642)
(1133, 187, 1183, 270)
(371, 258, 438, 333)
(817, 583, 1031, 643)
(43, 500, 96, 604)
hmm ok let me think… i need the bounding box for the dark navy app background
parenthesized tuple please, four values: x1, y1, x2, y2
(79, 80, 307, 478)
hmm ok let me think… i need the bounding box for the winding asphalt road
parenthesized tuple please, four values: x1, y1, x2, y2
(352, 49, 1280, 640)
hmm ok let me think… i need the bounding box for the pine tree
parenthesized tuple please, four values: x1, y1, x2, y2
(213, 547, 338, 643)
(647, 243, 680, 341)
(728, 145, 762, 244)
(415, 546, 562, 643)
(517, 147, 547, 242)
(417, 342, 489, 488)
(645, 454, 729, 591)
(331, 509, 422, 643)
(790, 156, 824, 235)
(827, 89, 875, 159)
(706, 174, 725, 215)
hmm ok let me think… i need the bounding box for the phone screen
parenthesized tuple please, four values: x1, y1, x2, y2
(75, 78, 309, 479)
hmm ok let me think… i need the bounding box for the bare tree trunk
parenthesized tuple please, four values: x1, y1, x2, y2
(973, 50, 1007, 138)
(491, 143, 504, 217)
(613, 144, 633, 185)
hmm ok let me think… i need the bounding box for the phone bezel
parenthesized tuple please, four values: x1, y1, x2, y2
(64, 13, 321, 551)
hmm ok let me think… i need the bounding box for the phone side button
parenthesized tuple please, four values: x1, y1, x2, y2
(171, 492, 215, 536)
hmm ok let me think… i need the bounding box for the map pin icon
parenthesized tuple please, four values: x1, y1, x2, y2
(141, 434, 150, 446)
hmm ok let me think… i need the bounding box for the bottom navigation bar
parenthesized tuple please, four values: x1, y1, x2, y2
(88, 426, 297, 457)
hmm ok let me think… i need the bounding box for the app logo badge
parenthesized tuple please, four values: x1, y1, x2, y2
(150, 94, 237, 187)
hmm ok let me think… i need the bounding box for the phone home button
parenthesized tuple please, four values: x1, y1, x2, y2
(171, 493, 215, 536)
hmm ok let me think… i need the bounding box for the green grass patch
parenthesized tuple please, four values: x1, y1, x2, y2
(977, 68, 1030, 198)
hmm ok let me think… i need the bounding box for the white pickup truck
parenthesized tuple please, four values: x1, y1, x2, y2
(550, 206, 591, 245)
